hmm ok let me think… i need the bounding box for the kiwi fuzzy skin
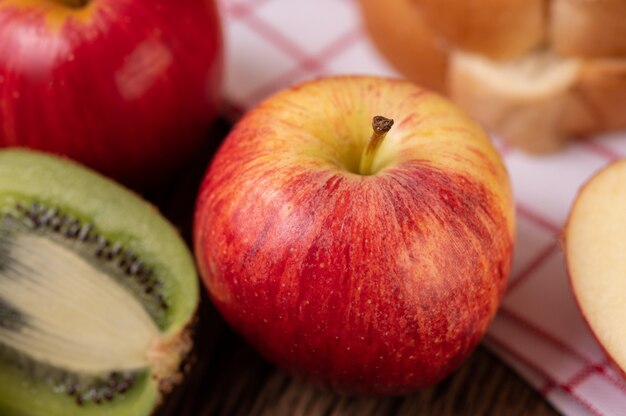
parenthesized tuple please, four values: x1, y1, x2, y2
(0, 149, 199, 416)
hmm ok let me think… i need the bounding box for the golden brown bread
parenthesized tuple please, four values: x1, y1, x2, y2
(449, 52, 626, 152)
(358, 0, 626, 153)
(359, 0, 448, 93)
(410, 0, 546, 59)
(573, 60, 626, 133)
(448, 51, 580, 152)
(551, 0, 626, 58)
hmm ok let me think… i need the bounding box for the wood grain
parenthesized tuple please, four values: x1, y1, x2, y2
(149, 119, 559, 416)
(155, 297, 558, 416)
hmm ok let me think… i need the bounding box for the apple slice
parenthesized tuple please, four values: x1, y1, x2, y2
(565, 160, 626, 373)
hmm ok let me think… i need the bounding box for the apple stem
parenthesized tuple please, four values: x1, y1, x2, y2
(56, 0, 89, 7)
(359, 115, 394, 175)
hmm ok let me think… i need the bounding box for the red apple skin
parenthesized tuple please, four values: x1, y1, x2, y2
(565, 260, 626, 382)
(194, 76, 515, 395)
(0, 0, 222, 187)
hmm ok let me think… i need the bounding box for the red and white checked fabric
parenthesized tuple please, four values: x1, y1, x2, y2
(217, 0, 626, 414)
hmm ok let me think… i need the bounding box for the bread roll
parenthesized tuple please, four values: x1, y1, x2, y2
(450, 51, 626, 152)
(449, 51, 582, 152)
(358, 0, 626, 153)
(552, 0, 626, 57)
(359, 0, 448, 93)
(574, 60, 626, 133)
(410, 0, 546, 59)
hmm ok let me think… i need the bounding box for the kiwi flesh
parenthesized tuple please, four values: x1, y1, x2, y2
(0, 149, 198, 416)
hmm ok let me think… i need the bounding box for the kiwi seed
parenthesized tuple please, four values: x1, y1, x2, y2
(0, 149, 199, 416)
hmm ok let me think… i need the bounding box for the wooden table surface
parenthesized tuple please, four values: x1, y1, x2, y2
(150, 119, 560, 416)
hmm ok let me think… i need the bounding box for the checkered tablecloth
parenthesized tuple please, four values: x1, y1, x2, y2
(217, 1, 626, 414)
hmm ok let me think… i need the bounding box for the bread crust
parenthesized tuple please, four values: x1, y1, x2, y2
(359, 0, 448, 93)
(411, 0, 546, 59)
(358, 0, 626, 153)
(450, 52, 626, 152)
(552, 0, 626, 57)
(573, 60, 626, 133)
(448, 52, 579, 152)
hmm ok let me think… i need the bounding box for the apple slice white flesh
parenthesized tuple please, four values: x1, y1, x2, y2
(565, 159, 626, 372)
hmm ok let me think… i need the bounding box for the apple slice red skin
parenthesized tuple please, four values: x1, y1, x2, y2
(0, 0, 222, 187)
(564, 266, 626, 382)
(194, 76, 515, 395)
(564, 160, 626, 382)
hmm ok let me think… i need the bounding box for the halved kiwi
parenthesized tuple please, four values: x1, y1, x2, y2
(0, 149, 198, 415)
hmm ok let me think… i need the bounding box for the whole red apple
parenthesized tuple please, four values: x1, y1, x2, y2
(194, 76, 515, 395)
(0, 0, 222, 186)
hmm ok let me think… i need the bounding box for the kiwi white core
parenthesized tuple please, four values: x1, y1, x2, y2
(0, 232, 160, 374)
(566, 160, 626, 370)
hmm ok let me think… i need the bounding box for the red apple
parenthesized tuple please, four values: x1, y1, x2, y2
(194, 76, 515, 395)
(0, 0, 222, 186)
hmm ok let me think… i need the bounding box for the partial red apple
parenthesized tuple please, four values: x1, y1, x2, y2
(194, 76, 515, 395)
(565, 160, 626, 376)
(0, 0, 222, 187)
